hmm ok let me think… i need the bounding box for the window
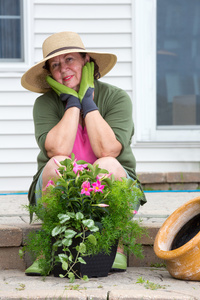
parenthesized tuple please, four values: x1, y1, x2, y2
(157, 0, 200, 127)
(133, 0, 200, 142)
(0, 0, 23, 62)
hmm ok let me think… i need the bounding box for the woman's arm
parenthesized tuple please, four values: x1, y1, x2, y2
(33, 93, 80, 159)
(45, 107, 79, 158)
(85, 110, 122, 158)
(84, 82, 134, 159)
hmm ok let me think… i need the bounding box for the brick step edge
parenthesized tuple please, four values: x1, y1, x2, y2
(0, 221, 159, 248)
(137, 172, 200, 191)
(0, 222, 162, 270)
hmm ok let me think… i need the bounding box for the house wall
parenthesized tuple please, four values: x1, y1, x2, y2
(0, 0, 199, 192)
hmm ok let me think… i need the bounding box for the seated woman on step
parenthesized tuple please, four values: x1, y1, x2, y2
(21, 31, 146, 275)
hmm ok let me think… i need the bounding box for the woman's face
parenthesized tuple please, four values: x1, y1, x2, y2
(48, 53, 89, 92)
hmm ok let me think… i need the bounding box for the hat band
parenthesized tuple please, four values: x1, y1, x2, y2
(45, 46, 86, 58)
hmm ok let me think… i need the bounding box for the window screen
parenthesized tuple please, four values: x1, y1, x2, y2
(0, 0, 23, 61)
(157, 0, 200, 126)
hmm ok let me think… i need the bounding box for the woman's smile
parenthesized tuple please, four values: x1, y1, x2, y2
(63, 75, 74, 82)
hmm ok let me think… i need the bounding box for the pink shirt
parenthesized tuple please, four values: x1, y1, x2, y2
(71, 124, 97, 164)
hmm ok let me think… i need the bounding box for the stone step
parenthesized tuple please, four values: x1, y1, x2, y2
(0, 191, 199, 271)
(0, 220, 162, 271)
(138, 171, 200, 191)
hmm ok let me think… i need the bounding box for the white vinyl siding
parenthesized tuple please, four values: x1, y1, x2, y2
(0, 0, 199, 192)
(0, 0, 133, 192)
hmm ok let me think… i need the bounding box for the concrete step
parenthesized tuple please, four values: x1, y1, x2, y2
(0, 267, 199, 300)
(0, 191, 199, 271)
(0, 219, 162, 271)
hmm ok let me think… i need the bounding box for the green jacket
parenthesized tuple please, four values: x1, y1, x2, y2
(28, 80, 146, 205)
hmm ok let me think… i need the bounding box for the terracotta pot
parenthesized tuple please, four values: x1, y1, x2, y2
(154, 195, 200, 281)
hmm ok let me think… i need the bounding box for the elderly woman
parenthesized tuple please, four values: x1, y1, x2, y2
(21, 31, 146, 275)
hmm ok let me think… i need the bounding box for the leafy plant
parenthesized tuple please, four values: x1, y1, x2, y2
(136, 277, 167, 290)
(22, 154, 145, 282)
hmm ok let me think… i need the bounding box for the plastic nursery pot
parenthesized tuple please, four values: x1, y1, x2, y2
(154, 196, 200, 281)
(52, 235, 118, 279)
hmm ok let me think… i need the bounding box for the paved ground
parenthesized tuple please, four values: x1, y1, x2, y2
(0, 266, 200, 299)
(0, 191, 200, 299)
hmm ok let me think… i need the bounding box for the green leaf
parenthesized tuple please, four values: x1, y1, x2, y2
(78, 242, 86, 254)
(76, 232, 83, 238)
(89, 225, 99, 232)
(99, 168, 109, 174)
(65, 229, 77, 239)
(18, 249, 24, 259)
(58, 253, 68, 262)
(68, 254, 73, 262)
(82, 219, 95, 228)
(59, 274, 64, 278)
(68, 272, 74, 278)
(126, 178, 135, 189)
(52, 226, 63, 237)
(75, 212, 84, 220)
(78, 257, 86, 264)
(58, 213, 71, 223)
(101, 177, 113, 187)
(87, 234, 97, 245)
(62, 261, 68, 271)
(71, 153, 75, 162)
(85, 163, 94, 172)
(53, 240, 62, 248)
(83, 275, 89, 282)
(66, 212, 76, 219)
(62, 238, 72, 247)
(69, 274, 75, 283)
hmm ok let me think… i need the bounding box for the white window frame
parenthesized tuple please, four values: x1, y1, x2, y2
(0, 0, 34, 73)
(132, 0, 200, 143)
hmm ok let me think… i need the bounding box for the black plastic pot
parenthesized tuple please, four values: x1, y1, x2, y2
(52, 236, 118, 278)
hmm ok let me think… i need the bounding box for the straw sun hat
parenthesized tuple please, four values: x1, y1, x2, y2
(21, 31, 117, 93)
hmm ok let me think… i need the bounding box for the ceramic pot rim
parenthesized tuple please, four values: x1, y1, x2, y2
(154, 196, 200, 259)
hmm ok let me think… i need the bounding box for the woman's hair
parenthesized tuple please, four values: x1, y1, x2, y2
(43, 53, 100, 80)
(80, 53, 100, 80)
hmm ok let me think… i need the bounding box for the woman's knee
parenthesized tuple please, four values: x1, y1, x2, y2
(94, 157, 126, 180)
(42, 155, 69, 188)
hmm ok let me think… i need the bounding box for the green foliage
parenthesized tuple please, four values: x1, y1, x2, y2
(136, 277, 167, 290)
(23, 155, 146, 280)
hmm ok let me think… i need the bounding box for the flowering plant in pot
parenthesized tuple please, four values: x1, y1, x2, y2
(23, 154, 145, 282)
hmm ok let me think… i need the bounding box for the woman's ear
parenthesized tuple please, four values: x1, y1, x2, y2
(85, 54, 90, 64)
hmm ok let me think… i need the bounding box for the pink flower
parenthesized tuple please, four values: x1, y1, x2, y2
(53, 158, 62, 167)
(133, 210, 138, 215)
(43, 180, 55, 191)
(92, 204, 109, 207)
(55, 169, 62, 177)
(53, 158, 66, 170)
(92, 180, 105, 193)
(96, 173, 113, 180)
(73, 162, 88, 174)
(81, 181, 93, 196)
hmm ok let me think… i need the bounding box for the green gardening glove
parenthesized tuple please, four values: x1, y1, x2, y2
(78, 62, 98, 118)
(46, 75, 81, 111)
(78, 62, 94, 102)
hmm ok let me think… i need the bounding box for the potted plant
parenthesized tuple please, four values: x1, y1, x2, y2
(23, 154, 145, 282)
(154, 195, 200, 281)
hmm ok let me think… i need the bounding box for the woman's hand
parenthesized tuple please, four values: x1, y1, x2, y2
(79, 62, 99, 118)
(78, 63, 122, 158)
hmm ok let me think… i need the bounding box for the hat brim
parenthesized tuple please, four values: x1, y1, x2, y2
(21, 49, 117, 93)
